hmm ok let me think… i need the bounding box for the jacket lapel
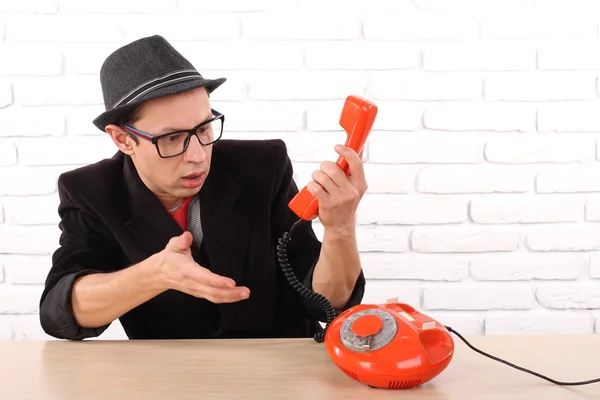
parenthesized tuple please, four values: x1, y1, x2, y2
(122, 154, 184, 257)
(198, 152, 251, 332)
(120, 151, 252, 332)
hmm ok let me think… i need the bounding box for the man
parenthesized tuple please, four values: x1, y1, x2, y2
(39, 35, 366, 341)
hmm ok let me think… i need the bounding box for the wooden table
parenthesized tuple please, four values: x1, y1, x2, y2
(0, 334, 599, 399)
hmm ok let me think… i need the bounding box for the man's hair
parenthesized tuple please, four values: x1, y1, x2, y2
(115, 103, 146, 144)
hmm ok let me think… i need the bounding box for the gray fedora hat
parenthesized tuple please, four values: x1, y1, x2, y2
(92, 35, 226, 131)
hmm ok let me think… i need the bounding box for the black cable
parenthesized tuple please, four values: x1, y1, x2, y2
(276, 218, 337, 343)
(445, 325, 600, 386)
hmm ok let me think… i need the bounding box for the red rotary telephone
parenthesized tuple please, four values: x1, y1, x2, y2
(284, 94, 454, 389)
(324, 299, 454, 389)
(278, 94, 600, 390)
(288, 94, 377, 221)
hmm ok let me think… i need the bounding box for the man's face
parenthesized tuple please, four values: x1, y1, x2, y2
(106, 87, 215, 209)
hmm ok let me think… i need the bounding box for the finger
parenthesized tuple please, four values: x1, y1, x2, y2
(181, 262, 236, 288)
(201, 285, 251, 303)
(306, 180, 330, 202)
(335, 144, 366, 188)
(311, 169, 339, 193)
(318, 161, 352, 189)
(167, 231, 193, 252)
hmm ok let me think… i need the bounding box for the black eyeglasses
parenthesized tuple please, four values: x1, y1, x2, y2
(122, 109, 225, 158)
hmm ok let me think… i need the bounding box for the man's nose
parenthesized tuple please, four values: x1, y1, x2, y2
(184, 135, 207, 163)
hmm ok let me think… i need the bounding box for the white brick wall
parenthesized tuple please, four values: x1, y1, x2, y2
(0, 1, 599, 342)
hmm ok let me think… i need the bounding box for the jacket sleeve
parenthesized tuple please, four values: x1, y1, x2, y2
(39, 173, 123, 340)
(270, 140, 365, 323)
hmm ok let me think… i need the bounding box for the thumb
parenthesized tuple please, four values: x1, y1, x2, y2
(167, 231, 193, 252)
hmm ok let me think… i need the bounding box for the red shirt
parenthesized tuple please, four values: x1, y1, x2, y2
(168, 196, 194, 231)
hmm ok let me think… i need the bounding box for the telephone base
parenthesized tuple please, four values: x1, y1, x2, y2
(324, 302, 454, 390)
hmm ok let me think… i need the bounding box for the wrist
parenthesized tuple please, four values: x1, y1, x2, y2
(323, 223, 356, 241)
(144, 252, 170, 293)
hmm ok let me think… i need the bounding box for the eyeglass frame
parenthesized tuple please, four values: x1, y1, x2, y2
(120, 108, 225, 159)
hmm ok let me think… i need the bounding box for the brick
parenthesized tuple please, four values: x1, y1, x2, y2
(5, 315, 56, 340)
(122, 15, 240, 41)
(64, 44, 120, 75)
(538, 103, 600, 132)
(211, 102, 303, 132)
(17, 137, 122, 166)
(368, 72, 481, 101)
(66, 105, 109, 136)
(423, 284, 534, 310)
(174, 42, 303, 71)
(361, 280, 420, 306)
(536, 166, 600, 193)
(536, 284, 600, 309)
(3, 194, 60, 225)
(243, 12, 360, 40)
(0, 285, 43, 313)
(470, 196, 583, 224)
(417, 166, 534, 194)
(423, 311, 484, 335)
(300, 0, 412, 9)
(0, 317, 14, 340)
(363, 12, 478, 40)
(415, 0, 534, 11)
(0, 0, 58, 13)
(7, 16, 123, 42)
(0, 141, 17, 166)
(484, 73, 596, 101)
(588, 255, 600, 278)
(0, 225, 61, 255)
(306, 42, 418, 70)
(280, 132, 343, 162)
(423, 42, 535, 71)
(247, 71, 366, 101)
(14, 76, 103, 106)
(485, 134, 595, 163)
(306, 101, 422, 132)
(481, 15, 597, 39)
(538, 42, 600, 70)
(470, 254, 584, 281)
(534, 0, 600, 11)
(0, 167, 61, 196)
(526, 226, 600, 251)
(368, 132, 484, 164)
(357, 195, 467, 225)
(65, 0, 176, 13)
(360, 253, 468, 281)
(485, 311, 593, 335)
(424, 104, 536, 132)
(356, 226, 408, 252)
(0, 82, 12, 108)
(363, 164, 416, 194)
(3, 255, 52, 284)
(180, 0, 297, 11)
(0, 45, 63, 76)
(587, 199, 600, 222)
(0, 108, 65, 137)
(412, 227, 520, 253)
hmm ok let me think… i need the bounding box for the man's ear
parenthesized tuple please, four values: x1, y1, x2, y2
(105, 124, 135, 155)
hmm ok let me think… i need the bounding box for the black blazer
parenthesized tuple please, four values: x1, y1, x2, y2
(39, 139, 365, 340)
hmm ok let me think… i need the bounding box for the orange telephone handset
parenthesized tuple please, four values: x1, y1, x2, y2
(288, 95, 378, 221)
(324, 301, 454, 389)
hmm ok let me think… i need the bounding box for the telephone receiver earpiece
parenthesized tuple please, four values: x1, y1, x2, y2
(289, 95, 378, 221)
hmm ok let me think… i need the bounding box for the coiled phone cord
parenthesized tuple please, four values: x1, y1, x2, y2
(277, 219, 600, 386)
(276, 218, 337, 343)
